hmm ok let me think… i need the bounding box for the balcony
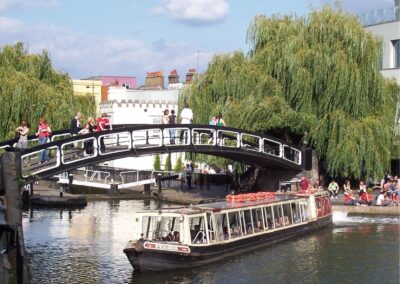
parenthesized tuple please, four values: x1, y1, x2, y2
(359, 6, 400, 26)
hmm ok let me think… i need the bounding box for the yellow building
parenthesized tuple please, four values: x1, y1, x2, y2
(72, 79, 103, 114)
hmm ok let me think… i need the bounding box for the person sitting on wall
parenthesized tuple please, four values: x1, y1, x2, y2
(358, 180, 372, 206)
(376, 191, 391, 206)
(344, 189, 359, 206)
(328, 179, 339, 199)
(391, 192, 399, 206)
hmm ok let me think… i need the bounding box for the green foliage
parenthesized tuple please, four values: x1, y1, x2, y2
(164, 153, 172, 171)
(0, 42, 96, 139)
(174, 155, 184, 172)
(153, 154, 161, 171)
(181, 6, 400, 179)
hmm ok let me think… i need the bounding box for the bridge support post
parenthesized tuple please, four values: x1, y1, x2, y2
(59, 185, 64, 198)
(157, 174, 162, 193)
(68, 173, 73, 193)
(29, 183, 34, 196)
(143, 184, 150, 195)
(1, 151, 28, 283)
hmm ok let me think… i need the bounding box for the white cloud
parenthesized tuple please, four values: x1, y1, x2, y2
(152, 0, 229, 26)
(0, 17, 213, 83)
(0, 0, 58, 11)
(0, 17, 24, 33)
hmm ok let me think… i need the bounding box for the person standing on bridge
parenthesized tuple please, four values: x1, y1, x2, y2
(179, 104, 193, 144)
(35, 118, 52, 164)
(97, 113, 112, 152)
(169, 110, 177, 144)
(69, 112, 82, 136)
(185, 163, 193, 189)
(162, 109, 170, 124)
(15, 120, 29, 150)
(215, 113, 226, 146)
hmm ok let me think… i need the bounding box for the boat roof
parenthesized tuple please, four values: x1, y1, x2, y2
(136, 193, 307, 216)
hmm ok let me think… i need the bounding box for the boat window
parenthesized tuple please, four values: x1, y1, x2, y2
(228, 211, 242, 238)
(291, 202, 302, 224)
(214, 213, 229, 241)
(300, 202, 309, 222)
(252, 208, 264, 232)
(142, 216, 181, 242)
(189, 216, 207, 244)
(273, 205, 283, 228)
(264, 206, 273, 229)
(242, 209, 253, 235)
(207, 212, 216, 243)
(282, 203, 292, 226)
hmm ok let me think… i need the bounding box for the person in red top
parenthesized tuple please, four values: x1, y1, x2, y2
(35, 118, 52, 164)
(358, 180, 372, 205)
(97, 113, 112, 152)
(299, 176, 310, 191)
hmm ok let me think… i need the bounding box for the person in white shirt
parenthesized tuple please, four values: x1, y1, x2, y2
(179, 104, 193, 143)
(376, 192, 390, 206)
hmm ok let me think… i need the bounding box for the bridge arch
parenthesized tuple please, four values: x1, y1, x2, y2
(2, 125, 304, 184)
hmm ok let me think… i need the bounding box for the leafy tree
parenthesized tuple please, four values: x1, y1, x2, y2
(174, 155, 184, 172)
(0, 42, 96, 139)
(181, 6, 399, 179)
(164, 153, 172, 171)
(153, 154, 161, 171)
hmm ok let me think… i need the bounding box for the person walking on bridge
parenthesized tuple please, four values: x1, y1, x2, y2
(69, 112, 82, 136)
(169, 110, 177, 144)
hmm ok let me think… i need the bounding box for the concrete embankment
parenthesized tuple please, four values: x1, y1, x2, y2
(332, 205, 400, 216)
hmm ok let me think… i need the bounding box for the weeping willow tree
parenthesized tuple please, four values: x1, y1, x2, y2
(0, 42, 96, 139)
(181, 6, 399, 179)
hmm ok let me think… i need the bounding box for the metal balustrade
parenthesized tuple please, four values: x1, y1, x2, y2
(1, 124, 303, 182)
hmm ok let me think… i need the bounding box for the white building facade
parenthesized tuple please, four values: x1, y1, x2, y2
(98, 87, 183, 170)
(360, 1, 400, 134)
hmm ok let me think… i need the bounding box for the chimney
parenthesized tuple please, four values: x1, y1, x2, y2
(145, 71, 164, 89)
(185, 68, 197, 84)
(168, 70, 179, 85)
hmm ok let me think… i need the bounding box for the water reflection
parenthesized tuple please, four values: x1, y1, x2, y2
(23, 202, 400, 284)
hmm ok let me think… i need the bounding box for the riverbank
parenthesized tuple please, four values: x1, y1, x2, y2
(27, 184, 400, 216)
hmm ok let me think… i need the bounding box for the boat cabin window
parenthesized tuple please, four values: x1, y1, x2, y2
(263, 206, 273, 229)
(273, 205, 284, 228)
(252, 208, 264, 232)
(300, 202, 309, 221)
(189, 216, 207, 244)
(228, 211, 242, 238)
(282, 203, 292, 226)
(214, 213, 229, 241)
(142, 216, 181, 242)
(239, 210, 253, 235)
(292, 202, 302, 224)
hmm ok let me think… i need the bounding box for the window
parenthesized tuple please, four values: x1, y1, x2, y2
(273, 205, 283, 228)
(252, 208, 264, 232)
(392, 40, 400, 68)
(292, 202, 302, 224)
(142, 216, 181, 241)
(214, 213, 229, 241)
(241, 210, 253, 235)
(189, 216, 207, 244)
(282, 203, 292, 226)
(228, 211, 242, 238)
(264, 206, 274, 229)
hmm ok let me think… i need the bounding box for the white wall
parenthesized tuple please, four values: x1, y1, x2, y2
(98, 87, 184, 170)
(365, 20, 400, 84)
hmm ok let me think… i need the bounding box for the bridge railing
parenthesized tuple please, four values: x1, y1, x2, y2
(16, 124, 302, 179)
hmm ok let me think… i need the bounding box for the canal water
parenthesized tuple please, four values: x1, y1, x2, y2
(23, 200, 400, 284)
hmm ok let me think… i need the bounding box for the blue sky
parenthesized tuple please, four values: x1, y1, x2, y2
(0, 0, 395, 84)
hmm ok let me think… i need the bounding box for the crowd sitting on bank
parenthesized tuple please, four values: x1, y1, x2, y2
(297, 175, 400, 207)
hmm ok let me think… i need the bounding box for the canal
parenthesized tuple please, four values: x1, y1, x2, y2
(23, 200, 400, 284)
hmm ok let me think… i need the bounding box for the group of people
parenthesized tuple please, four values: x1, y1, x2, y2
(14, 112, 112, 164)
(70, 112, 112, 155)
(162, 104, 193, 144)
(298, 175, 399, 206)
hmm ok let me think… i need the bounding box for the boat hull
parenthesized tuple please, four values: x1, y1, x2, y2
(124, 214, 332, 272)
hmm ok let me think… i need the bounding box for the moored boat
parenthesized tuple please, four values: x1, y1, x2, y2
(123, 190, 332, 272)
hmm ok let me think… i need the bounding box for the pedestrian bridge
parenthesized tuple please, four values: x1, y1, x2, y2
(0, 124, 304, 184)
